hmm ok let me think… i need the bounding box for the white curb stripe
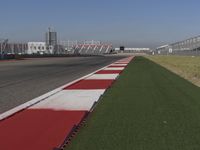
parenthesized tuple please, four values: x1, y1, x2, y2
(104, 67, 125, 70)
(30, 90, 105, 111)
(111, 64, 127, 66)
(86, 74, 119, 80)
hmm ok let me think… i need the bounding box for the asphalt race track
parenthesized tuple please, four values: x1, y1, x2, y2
(0, 56, 124, 114)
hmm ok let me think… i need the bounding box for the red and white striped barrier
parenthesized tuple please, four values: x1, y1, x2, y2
(0, 56, 134, 150)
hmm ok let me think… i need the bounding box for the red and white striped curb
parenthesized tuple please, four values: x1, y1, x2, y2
(0, 56, 134, 150)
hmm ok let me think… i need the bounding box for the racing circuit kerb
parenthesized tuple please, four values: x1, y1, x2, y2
(0, 56, 134, 150)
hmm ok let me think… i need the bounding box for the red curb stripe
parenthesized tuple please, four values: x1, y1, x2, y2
(64, 79, 114, 90)
(0, 109, 86, 150)
(95, 70, 123, 74)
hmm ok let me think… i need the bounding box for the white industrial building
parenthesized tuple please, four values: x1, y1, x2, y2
(27, 42, 46, 54)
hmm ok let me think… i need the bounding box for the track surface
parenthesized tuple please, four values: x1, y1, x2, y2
(0, 57, 131, 150)
(0, 56, 123, 114)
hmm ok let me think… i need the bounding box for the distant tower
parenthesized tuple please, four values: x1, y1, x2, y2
(45, 27, 57, 54)
(46, 27, 57, 46)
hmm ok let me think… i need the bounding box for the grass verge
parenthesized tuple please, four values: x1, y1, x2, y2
(146, 55, 200, 87)
(66, 56, 200, 150)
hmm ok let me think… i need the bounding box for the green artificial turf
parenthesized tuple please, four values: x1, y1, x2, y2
(67, 56, 200, 150)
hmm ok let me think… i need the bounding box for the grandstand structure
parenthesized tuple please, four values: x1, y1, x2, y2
(60, 40, 113, 55)
(156, 35, 200, 55)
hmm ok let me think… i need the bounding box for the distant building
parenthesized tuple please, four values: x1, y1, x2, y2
(27, 42, 46, 54)
(115, 47, 151, 53)
(45, 28, 58, 54)
(156, 45, 170, 54)
(46, 28, 57, 44)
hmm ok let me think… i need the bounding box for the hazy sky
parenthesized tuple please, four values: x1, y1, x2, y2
(0, 0, 200, 48)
